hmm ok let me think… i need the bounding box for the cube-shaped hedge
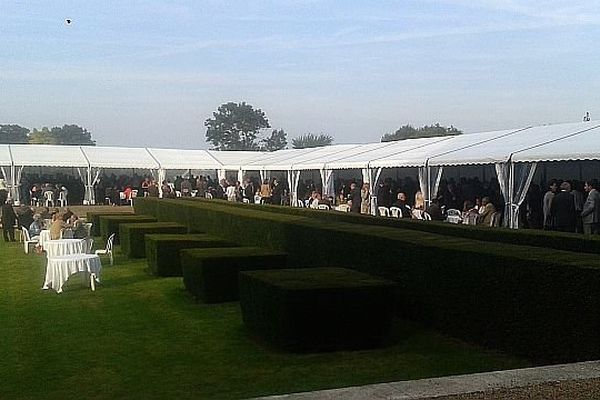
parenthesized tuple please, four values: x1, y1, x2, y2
(120, 222, 188, 258)
(240, 267, 396, 351)
(87, 211, 134, 236)
(181, 247, 287, 303)
(145, 234, 236, 277)
(99, 214, 157, 244)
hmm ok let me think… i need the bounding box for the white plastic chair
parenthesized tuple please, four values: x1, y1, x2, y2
(175, 190, 182, 198)
(95, 233, 115, 265)
(423, 212, 432, 221)
(296, 200, 305, 208)
(389, 207, 403, 218)
(44, 191, 54, 207)
(84, 222, 93, 237)
(58, 192, 68, 207)
(336, 204, 350, 212)
(22, 227, 39, 254)
(205, 192, 213, 199)
(446, 209, 462, 224)
(317, 204, 330, 210)
(378, 206, 390, 217)
(242, 198, 250, 204)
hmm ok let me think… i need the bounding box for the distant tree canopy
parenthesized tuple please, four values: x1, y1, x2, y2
(205, 102, 271, 151)
(291, 133, 334, 149)
(381, 123, 463, 142)
(261, 129, 287, 152)
(0, 124, 96, 145)
(0, 124, 29, 144)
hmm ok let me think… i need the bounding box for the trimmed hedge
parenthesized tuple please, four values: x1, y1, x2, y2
(145, 234, 236, 277)
(86, 210, 134, 236)
(120, 222, 188, 258)
(135, 197, 600, 363)
(240, 268, 396, 351)
(181, 247, 287, 303)
(99, 214, 157, 244)
(181, 197, 600, 255)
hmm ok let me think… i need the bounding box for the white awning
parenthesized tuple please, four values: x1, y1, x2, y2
(9, 144, 89, 167)
(82, 146, 160, 169)
(512, 122, 600, 163)
(147, 148, 222, 170)
(0, 145, 12, 166)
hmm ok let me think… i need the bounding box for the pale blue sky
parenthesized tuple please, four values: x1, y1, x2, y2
(1, 1, 599, 148)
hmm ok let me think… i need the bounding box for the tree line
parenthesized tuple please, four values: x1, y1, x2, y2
(0, 124, 95, 145)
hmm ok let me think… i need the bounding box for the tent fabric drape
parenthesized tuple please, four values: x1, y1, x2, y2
(510, 162, 537, 229)
(495, 163, 511, 227)
(217, 169, 227, 183)
(288, 170, 301, 206)
(237, 169, 245, 184)
(319, 169, 335, 199)
(361, 167, 382, 215)
(419, 166, 443, 204)
(259, 169, 271, 183)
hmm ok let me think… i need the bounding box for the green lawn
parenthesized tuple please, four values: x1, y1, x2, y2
(0, 239, 528, 400)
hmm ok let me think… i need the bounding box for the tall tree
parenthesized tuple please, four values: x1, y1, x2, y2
(205, 102, 270, 150)
(28, 127, 57, 144)
(51, 124, 96, 145)
(261, 129, 287, 152)
(291, 133, 334, 149)
(0, 124, 29, 144)
(381, 123, 462, 142)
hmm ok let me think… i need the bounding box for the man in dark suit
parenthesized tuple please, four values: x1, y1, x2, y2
(1, 200, 17, 242)
(581, 179, 600, 235)
(348, 182, 362, 213)
(550, 181, 576, 232)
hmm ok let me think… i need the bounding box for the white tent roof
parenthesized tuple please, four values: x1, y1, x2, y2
(512, 122, 600, 163)
(147, 148, 221, 170)
(9, 144, 89, 167)
(278, 145, 359, 170)
(82, 146, 160, 169)
(208, 150, 267, 170)
(428, 121, 600, 166)
(239, 147, 317, 171)
(326, 137, 453, 170)
(0, 145, 11, 166)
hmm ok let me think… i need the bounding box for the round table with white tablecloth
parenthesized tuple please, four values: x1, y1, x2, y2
(43, 254, 102, 294)
(44, 238, 88, 257)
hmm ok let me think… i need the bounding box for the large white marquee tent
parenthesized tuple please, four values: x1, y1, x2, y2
(1, 120, 599, 228)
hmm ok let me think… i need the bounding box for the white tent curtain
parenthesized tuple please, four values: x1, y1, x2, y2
(419, 166, 443, 204)
(237, 169, 245, 183)
(217, 169, 227, 183)
(158, 168, 166, 198)
(495, 163, 511, 227)
(362, 167, 382, 215)
(510, 162, 538, 229)
(288, 170, 302, 206)
(259, 169, 271, 183)
(319, 169, 335, 199)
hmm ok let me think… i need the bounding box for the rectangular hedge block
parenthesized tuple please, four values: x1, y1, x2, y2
(181, 247, 287, 303)
(145, 234, 236, 277)
(99, 214, 157, 244)
(120, 222, 189, 259)
(87, 210, 134, 236)
(240, 267, 396, 352)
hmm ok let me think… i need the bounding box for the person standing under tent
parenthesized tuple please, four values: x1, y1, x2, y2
(550, 182, 576, 233)
(360, 182, 370, 214)
(581, 179, 600, 235)
(1, 199, 17, 242)
(348, 182, 361, 213)
(543, 180, 558, 230)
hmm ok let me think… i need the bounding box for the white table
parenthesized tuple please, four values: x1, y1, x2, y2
(45, 238, 88, 257)
(43, 254, 102, 294)
(39, 230, 51, 250)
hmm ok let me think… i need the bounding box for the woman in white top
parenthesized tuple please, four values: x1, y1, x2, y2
(225, 182, 237, 202)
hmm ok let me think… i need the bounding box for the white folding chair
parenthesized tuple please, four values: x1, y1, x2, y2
(317, 204, 330, 210)
(22, 227, 39, 254)
(95, 233, 115, 265)
(423, 212, 432, 221)
(84, 222, 93, 237)
(389, 207, 403, 218)
(378, 206, 390, 217)
(296, 200, 305, 208)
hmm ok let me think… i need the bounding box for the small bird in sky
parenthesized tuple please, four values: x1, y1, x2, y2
(65, 19, 72, 25)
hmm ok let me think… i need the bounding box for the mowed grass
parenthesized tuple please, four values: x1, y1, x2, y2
(0, 239, 528, 400)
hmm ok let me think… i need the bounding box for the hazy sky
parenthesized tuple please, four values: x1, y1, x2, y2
(1, 1, 599, 148)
